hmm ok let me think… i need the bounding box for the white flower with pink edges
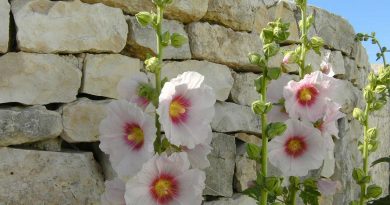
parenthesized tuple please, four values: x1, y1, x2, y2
(101, 178, 126, 205)
(117, 73, 151, 110)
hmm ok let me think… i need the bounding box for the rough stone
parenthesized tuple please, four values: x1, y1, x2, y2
(344, 56, 359, 85)
(308, 6, 356, 56)
(188, 22, 263, 71)
(355, 42, 370, 68)
(124, 16, 191, 60)
(61, 98, 112, 143)
(204, 133, 236, 197)
(0, 148, 104, 204)
(203, 194, 257, 205)
(332, 80, 361, 114)
(81, 54, 143, 99)
(93, 143, 117, 181)
(0, 52, 82, 105)
(235, 155, 257, 192)
(0, 106, 62, 147)
(12, 137, 62, 152)
(0, 0, 10, 53)
(14, 0, 128, 53)
(211, 102, 261, 134)
(81, 0, 208, 23)
(235, 133, 261, 145)
(162, 60, 233, 101)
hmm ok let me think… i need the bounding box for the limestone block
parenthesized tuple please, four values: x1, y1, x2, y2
(204, 133, 236, 197)
(230, 72, 258, 106)
(61, 98, 112, 143)
(12, 137, 62, 152)
(0, 52, 81, 105)
(235, 155, 257, 192)
(81, 54, 143, 99)
(188, 22, 262, 71)
(203, 194, 257, 205)
(162, 60, 233, 101)
(0, 0, 10, 53)
(124, 16, 191, 60)
(14, 0, 128, 53)
(0, 148, 104, 204)
(93, 143, 117, 181)
(211, 102, 261, 134)
(0, 106, 62, 147)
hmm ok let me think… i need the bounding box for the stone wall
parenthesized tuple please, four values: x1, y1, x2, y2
(0, 0, 388, 204)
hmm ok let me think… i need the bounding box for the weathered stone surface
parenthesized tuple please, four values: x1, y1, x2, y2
(203, 194, 257, 205)
(188, 22, 262, 71)
(12, 137, 62, 152)
(235, 155, 257, 192)
(0, 106, 62, 147)
(204, 133, 236, 197)
(344, 56, 358, 85)
(162, 60, 233, 101)
(235, 133, 261, 145)
(0, 0, 9, 53)
(61, 98, 112, 143)
(333, 117, 362, 204)
(0, 148, 104, 204)
(332, 80, 361, 114)
(14, 0, 128, 53)
(81, 0, 208, 23)
(211, 102, 261, 134)
(369, 100, 390, 196)
(355, 42, 370, 68)
(124, 16, 191, 60)
(308, 6, 356, 56)
(93, 143, 117, 181)
(0, 52, 81, 105)
(81, 54, 142, 99)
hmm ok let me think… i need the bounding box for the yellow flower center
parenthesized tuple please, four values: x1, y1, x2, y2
(299, 87, 313, 102)
(169, 100, 186, 118)
(127, 127, 144, 145)
(154, 179, 174, 198)
(287, 139, 303, 153)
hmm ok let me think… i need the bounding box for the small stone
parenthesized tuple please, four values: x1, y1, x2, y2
(230, 72, 259, 106)
(203, 194, 257, 205)
(61, 98, 112, 143)
(235, 155, 257, 192)
(81, 54, 143, 99)
(188, 22, 263, 71)
(211, 102, 261, 134)
(12, 137, 62, 152)
(204, 133, 236, 197)
(0, 52, 81, 105)
(0, 148, 104, 204)
(344, 56, 358, 85)
(0, 106, 62, 147)
(0, 0, 10, 53)
(235, 133, 261, 145)
(14, 0, 128, 53)
(124, 16, 191, 60)
(162, 60, 233, 101)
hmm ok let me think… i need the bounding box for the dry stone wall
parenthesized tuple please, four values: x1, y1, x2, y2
(0, 0, 388, 204)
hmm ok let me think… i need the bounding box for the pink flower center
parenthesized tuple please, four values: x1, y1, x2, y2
(169, 95, 190, 124)
(296, 84, 319, 106)
(150, 174, 179, 204)
(124, 123, 144, 151)
(284, 136, 307, 158)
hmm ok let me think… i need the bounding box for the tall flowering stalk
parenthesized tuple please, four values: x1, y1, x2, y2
(351, 33, 390, 205)
(99, 0, 216, 204)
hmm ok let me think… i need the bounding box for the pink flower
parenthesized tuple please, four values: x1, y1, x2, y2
(267, 74, 295, 123)
(99, 100, 156, 180)
(182, 133, 212, 169)
(101, 178, 126, 205)
(317, 178, 341, 196)
(268, 119, 326, 176)
(320, 52, 335, 77)
(117, 73, 151, 109)
(283, 71, 340, 122)
(157, 71, 216, 149)
(125, 152, 205, 205)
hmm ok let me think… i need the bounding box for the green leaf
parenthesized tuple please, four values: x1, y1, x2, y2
(138, 83, 157, 102)
(267, 67, 282, 80)
(260, 28, 274, 44)
(252, 101, 272, 115)
(266, 122, 287, 138)
(243, 186, 261, 201)
(254, 75, 265, 93)
(352, 168, 365, 183)
(170, 33, 187, 48)
(135, 12, 154, 27)
(369, 195, 390, 205)
(263, 42, 280, 58)
(367, 185, 383, 199)
(349, 200, 359, 205)
(246, 143, 261, 161)
(371, 156, 390, 167)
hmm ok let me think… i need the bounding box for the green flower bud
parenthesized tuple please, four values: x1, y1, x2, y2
(135, 12, 154, 27)
(310, 36, 324, 55)
(246, 143, 261, 161)
(368, 140, 378, 153)
(353, 108, 365, 124)
(170, 33, 187, 48)
(352, 168, 365, 183)
(364, 89, 375, 103)
(161, 31, 171, 47)
(263, 42, 280, 58)
(265, 177, 281, 192)
(374, 85, 387, 94)
(367, 128, 378, 140)
(248, 53, 262, 65)
(254, 75, 265, 93)
(252, 101, 272, 115)
(145, 57, 160, 73)
(371, 100, 385, 111)
(266, 122, 287, 138)
(260, 28, 274, 44)
(366, 185, 382, 199)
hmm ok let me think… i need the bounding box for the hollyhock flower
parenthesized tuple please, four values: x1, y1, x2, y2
(101, 178, 126, 205)
(267, 74, 295, 122)
(320, 52, 335, 77)
(283, 71, 340, 122)
(125, 152, 205, 205)
(99, 100, 156, 179)
(157, 71, 216, 149)
(182, 133, 212, 169)
(268, 119, 326, 176)
(117, 73, 151, 109)
(317, 178, 341, 196)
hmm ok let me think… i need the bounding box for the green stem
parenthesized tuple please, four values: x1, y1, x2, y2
(154, 6, 164, 153)
(359, 105, 370, 205)
(376, 40, 387, 67)
(298, 0, 308, 79)
(260, 69, 268, 205)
